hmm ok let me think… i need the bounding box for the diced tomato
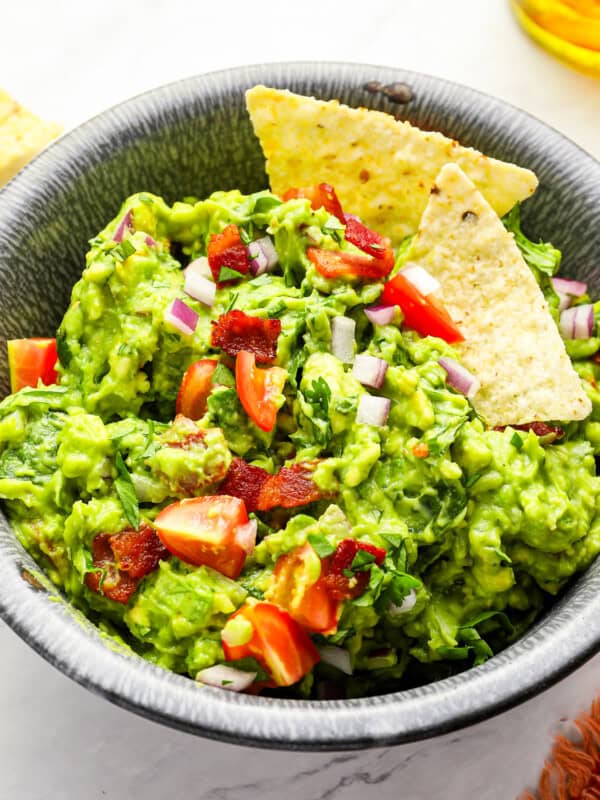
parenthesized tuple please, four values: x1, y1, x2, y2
(176, 359, 218, 419)
(235, 350, 287, 432)
(211, 310, 281, 364)
(412, 442, 430, 458)
(267, 543, 340, 634)
(343, 215, 392, 259)
(7, 338, 58, 392)
(322, 539, 386, 601)
(256, 462, 326, 510)
(282, 183, 345, 223)
(222, 601, 320, 687)
(381, 273, 464, 344)
(154, 495, 253, 579)
(207, 224, 250, 285)
(307, 247, 394, 281)
(85, 524, 168, 604)
(218, 457, 270, 513)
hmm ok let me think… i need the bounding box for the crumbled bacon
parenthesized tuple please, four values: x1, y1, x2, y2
(322, 539, 386, 601)
(85, 524, 168, 604)
(218, 457, 270, 513)
(343, 215, 391, 259)
(207, 225, 250, 285)
(211, 310, 281, 364)
(219, 459, 331, 512)
(494, 422, 565, 442)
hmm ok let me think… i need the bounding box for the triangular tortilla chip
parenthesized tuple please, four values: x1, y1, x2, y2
(246, 86, 538, 246)
(406, 163, 590, 426)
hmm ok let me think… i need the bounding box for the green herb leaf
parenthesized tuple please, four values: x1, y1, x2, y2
(218, 267, 244, 283)
(114, 240, 136, 261)
(212, 362, 235, 388)
(350, 549, 376, 571)
(56, 329, 71, 367)
(386, 572, 421, 606)
(510, 432, 523, 450)
(342, 568, 354, 579)
(224, 292, 239, 313)
(253, 195, 282, 214)
(114, 451, 140, 530)
(140, 420, 157, 459)
(307, 533, 335, 559)
(221, 680, 234, 686)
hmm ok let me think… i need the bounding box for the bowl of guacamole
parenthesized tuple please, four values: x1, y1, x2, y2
(1, 62, 600, 749)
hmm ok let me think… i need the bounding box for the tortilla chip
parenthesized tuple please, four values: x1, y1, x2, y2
(0, 90, 62, 187)
(406, 163, 590, 426)
(245, 86, 537, 246)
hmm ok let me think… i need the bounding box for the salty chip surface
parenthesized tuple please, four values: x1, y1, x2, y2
(246, 86, 538, 246)
(0, 89, 61, 187)
(406, 163, 591, 426)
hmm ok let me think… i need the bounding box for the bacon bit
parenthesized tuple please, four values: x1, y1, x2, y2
(494, 422, 565, 442)
(218, 457, 270, 513)
(282, 183, 345, 223)
(412, 442, 429, 458)
(85, 525, 168, 604)
(322, 539, 386, 601)
(218, 459, 331, 512)
(211, 310, 281, 364)
(344, 215, 391, 259)
(207, 225, 250, 285)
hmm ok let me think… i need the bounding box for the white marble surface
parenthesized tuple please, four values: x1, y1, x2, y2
(1, 1, 600, 798)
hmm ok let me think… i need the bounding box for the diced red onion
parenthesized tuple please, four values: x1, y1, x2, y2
(317, 645, 353, 675)
(356, 395, 390, 426)
(364, 305, 396, 326)
(196, 664, 256, 692)
(247, 237, 278, 276)
(557, 292, 572, 313)
(389, 589, 417, 616)
(184, 256, 212, 280)
(401, 264, 440, 296)
(438, 357, 480, 399)
(145, 235, 157, 247)
(164, 298, 198, 336)
(352, 354, 388, 389)
(184, 270, 216, 307)
(235, 519, 257, 556)
(113, 210, 133, 242)
(560, 304, 594, 340)
(552, 277, 588, 297)
(331, 316, 356, 363)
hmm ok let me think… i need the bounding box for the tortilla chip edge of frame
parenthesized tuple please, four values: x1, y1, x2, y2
(406, 162, 591, 427)
(244, 85, 538, 246)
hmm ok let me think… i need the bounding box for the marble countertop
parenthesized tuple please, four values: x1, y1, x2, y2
(1, 1, 600, 797)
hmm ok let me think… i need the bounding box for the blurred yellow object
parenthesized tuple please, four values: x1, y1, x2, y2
(511, 0, 600, 75)
(0, 90, 62, 187)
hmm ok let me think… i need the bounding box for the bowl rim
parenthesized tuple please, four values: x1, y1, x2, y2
(1, 60, 600, 750)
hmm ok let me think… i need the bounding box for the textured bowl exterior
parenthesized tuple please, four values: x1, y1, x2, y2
(0, 62, 599, 750)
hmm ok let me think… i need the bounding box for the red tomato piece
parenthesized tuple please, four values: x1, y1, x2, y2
(85, 524, 168, 604)
(222, 601, 320, 687)
(235, 350, 287, 432)
(381, 273, 464, 344)
(343, 215, 392, 259)
(306, 246, 394, 281)
(154, 495, 252, 579)
(323, 539, 386, 601)
(176, 359, 218, 419)
(7, 338, 58, 392)
(218, 457, 270, 513)
(268, 543, 340, 634)
(211, 310, 281, 364)
(282, 182, 345, 223)
(207, 224, 250, 285)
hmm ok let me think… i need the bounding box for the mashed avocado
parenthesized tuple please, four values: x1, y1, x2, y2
(1, 186, 599, 699)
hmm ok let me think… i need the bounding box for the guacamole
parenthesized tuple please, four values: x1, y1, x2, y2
(1, 184, 599, 700)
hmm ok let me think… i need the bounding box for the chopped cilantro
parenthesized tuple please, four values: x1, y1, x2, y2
(253, 195, 282, 214)
(307, 533, 335, 559)
(212, 362, 235, 388)
(218, 267, 244, 283)
(510, 432, 523, 450)
(350, 549, 376, 571)
(224, 292, 238, 313)
(114, 451, 140, 530)
(114, 240, 136, 261)
(221, 680, 234, 686)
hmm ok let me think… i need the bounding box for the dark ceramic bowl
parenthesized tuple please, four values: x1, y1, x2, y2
(0, 62, 599, 750)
